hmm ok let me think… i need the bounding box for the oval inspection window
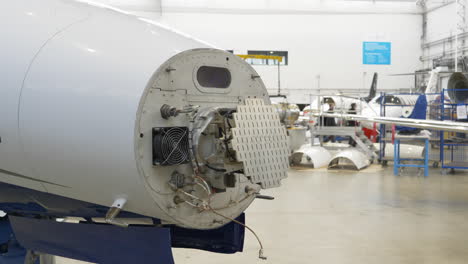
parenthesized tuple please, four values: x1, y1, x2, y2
(196, 66, 231, 88)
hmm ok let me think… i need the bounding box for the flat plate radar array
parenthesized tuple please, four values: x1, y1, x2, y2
(231, 99, 290, 189)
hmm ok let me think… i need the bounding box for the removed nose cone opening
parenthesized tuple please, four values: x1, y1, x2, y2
(328, 149, 370, 170)
(291, 146, 332, 169)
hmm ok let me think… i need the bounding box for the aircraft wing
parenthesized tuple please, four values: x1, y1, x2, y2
(389, 71, 460, 76)
(313, 113, 468, 133)
(335, 94, 364, 100)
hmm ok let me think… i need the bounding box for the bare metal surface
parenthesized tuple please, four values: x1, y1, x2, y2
(314, 113, 468, 132)
(231, 99, 290, 189)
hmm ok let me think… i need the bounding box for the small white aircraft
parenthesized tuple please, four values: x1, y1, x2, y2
(305, 72, 378, 114)
(296, 67, 468, 172)
(301, 72, 377, 127)
(360, 68, 445, 130)
(303, 68, 449, 131)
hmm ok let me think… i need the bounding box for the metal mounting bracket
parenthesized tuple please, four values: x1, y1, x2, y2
(105, 198, 128, 228)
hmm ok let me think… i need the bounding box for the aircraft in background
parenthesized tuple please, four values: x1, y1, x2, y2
(304, 68, 450, 128)
(305, 72, 378, 113)
(301, 68, 453, 140)
(360, 67, 444, 129)
(294, 67, 468, 170)
(358, 67, 468, 136)
(301, 72, 378, 127)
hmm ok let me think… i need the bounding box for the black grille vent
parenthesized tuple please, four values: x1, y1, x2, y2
(152, 127, 190, 166)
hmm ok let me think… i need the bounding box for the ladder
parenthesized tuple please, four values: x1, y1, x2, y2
(314, 127, 378, 160)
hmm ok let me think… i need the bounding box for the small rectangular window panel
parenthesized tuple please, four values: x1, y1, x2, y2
(363, 42, 391, 65)
(247, 50, 288, 66)
(197, 66, 231, 88)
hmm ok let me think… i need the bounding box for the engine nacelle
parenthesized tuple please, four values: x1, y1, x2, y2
(448, 72, 468, 103)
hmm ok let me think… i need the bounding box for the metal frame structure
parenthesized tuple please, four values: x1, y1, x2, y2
(394, 137, 430, 177)
(378, 92, 440, 165)
(308, 92, 378, 161)
(439, 88, 468, 172)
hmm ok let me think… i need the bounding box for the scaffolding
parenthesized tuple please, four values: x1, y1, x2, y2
(378, 92, 441, 167)
(439, 88, 468, 173)
(308, 92, 378, 160)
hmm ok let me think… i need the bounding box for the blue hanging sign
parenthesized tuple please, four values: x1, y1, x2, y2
(363, 42, 391, 65)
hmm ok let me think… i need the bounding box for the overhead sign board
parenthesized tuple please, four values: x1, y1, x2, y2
(363, 42, 391, 65)
(237, 54, 283, 62)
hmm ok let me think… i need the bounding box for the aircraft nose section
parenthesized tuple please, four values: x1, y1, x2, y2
(359, 104, 380, 130)
(328, 149, 370, 170)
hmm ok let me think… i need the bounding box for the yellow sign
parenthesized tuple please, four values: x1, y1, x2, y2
(236, 54, 283, 63)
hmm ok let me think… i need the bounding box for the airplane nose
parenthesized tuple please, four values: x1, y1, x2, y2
(134, 48, 290, 229)
(360, 107, 378, 129)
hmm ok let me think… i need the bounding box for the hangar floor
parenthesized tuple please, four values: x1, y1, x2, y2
(57, 165, 468, 264)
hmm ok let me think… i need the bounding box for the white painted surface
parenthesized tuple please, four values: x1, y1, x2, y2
(292, 145, 332, 168)
(0, 0, 90, 192)
(0, 0, 210, 226)
(360, 95, 419, 128)
(160, 0, 421, 14)
(380, 143, 425, 159)
(329, 149, 370, 170)
(1, 0, 283, 229)
(423, 0, 468, 69)
(158, 13, 422, 103)
(426, 2, 457, 43)
(87, 0, 161, 12)
(87, 0, 423, 103)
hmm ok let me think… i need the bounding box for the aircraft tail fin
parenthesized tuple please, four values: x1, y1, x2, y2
(364, 72, 378, 102)
(396, 95, 427, 134)
(425, 69, 439, 94)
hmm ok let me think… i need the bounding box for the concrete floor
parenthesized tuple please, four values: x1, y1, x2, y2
(58, 165, 468, 264)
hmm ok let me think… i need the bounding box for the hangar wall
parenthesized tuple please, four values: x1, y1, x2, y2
(92, 0, 162, 12)
(423, 1, 468, 72)
(89, 0, 424, 103)
(158, 12, 421, 102)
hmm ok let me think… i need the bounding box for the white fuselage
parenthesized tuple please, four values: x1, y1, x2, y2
(0, 0, 286, 229)
(307, 96, 364, 113)
(360, 95, 419, 129)
(302, 94, 421, 129)
(0, 0, 203, 226)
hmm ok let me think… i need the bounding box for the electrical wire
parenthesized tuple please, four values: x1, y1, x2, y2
(177, 189, 203, 202)
(179, 175, 266, 260)
(205, 162, 227, 172)
(183, 108, 266, 260)
(195, 181, 210, 194)
(209, 207, 267, 260)
(179, 192, 266, 260)
(194, 175, 211, 196)
(184, 200, 199, 208)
